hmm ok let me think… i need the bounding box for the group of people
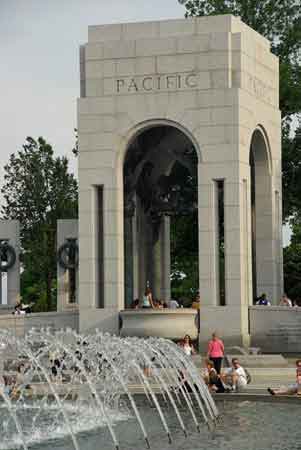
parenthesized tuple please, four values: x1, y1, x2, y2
(130, 289, 201, 310)
(255, 292, 300, 307)
(13, 297, 34, 315)
(179, 332, 249, 393)
(131, 288, 182, 309)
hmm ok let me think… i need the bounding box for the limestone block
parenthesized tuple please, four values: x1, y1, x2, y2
(85, 79, 103, 97)
(78, 282, 96, 308)
(115, 58, 135, 76)
(79, 258, 98, 283)
(209, 32, 231, 51)
(157, 54, 197, 73)
(198, 206, 215, 232)
(104, 258, 123, 284)
(210, 106, 236, 126)
(195, 14, 240, 34)
(88, 24, 122, 42)
(159, 18, 195, 37)
(136, 37, 176, 57)
(78, 97, 115, 115)
(123, 21, 159, 40)
(85, 43, 104, 60)
(135, 57, 156, 75)
(225, 206, 241, 230)
(104, 234, 120, 259)
(79, 236, 95, 259)
(210, 70, 230, 89)
(176, 34, 210, 53)
(226, 255, 244, 279)
(103, 210, 122, 235)
(78, 116, 117, 135)
(103, 40, 135, 59)
(224, 182, 243, 206)
(79, 131, 116, 151)
(225, 229, 243, 255)
(198, 89, 238, 108)
(79, 168, 116, 190)
(179, 108, 211, 131)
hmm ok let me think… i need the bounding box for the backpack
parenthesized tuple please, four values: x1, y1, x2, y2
(244, 368, 252, 384)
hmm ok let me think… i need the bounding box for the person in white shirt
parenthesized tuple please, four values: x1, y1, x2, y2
(279, 294, 292, 307)
(169, 299, 179, 309)
(231, 358, 248, 391)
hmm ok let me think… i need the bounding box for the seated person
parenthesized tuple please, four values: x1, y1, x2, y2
(279, 294, 292, 307)
(255, 293, 271, 306)
(222, 358, 248, 392)
(168, 298, 179, 309)
(203, 360, 225, 393)
(268, 359, 301, 396)
(130, 298, 140, 309)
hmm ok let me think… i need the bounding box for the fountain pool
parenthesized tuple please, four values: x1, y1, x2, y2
(0, 329, 299, 450)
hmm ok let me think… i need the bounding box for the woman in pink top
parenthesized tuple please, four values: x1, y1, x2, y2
(207, 332, 224, 374)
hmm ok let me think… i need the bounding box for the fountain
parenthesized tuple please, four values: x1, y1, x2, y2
(0, 329, 218, 450)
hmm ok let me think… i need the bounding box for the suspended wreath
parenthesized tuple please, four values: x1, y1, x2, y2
(57, 239, 79, 270)
(0, 240, 17, 272)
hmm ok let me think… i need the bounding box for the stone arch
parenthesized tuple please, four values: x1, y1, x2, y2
(117, 118, 203, 170)
(121, 119, 200, 307)
(249, 125, 274, 302)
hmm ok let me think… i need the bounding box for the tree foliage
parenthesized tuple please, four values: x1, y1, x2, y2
(1, 137, 78, 310)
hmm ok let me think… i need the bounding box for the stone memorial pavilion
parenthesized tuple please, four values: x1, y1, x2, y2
(76, 14, 282, 346)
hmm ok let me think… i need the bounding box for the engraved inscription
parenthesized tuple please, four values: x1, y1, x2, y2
(116, 73, 199, 93)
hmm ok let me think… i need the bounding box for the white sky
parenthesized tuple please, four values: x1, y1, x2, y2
(0, 0, 291, 248)
(0, 0, 184, 182)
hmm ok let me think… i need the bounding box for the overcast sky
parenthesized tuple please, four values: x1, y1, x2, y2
(0, 0, 184, 180)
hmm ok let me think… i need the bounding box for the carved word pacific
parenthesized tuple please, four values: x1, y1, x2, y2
(116, 73, 198, 93)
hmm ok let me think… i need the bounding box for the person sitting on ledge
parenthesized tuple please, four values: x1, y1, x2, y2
(141, 288, 154, 309)
(130, 298, 140, 309)
(279, 293, 292, 307)
(222, 358, 248, 392)
(268, 359, 301, 396)
(203, 360, 225, 393)
(168, 298, 179, 309)
(255, 293, 271, 306)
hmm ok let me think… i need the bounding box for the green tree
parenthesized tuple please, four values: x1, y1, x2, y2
(1, 137, 78, 310)
(283, 219, 301, 301)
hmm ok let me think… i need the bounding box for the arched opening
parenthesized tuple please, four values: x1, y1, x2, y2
(123, 124, 199, 308)
(249, 128, 271, 303)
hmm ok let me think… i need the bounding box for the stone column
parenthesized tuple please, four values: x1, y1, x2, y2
(160, 216, 171, 302)
(223, 172, 251, 347)
(198, 164, 219, 307)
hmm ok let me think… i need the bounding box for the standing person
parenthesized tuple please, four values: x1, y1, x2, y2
(207, 332, 224, 374)
(141, 288, 154, 308)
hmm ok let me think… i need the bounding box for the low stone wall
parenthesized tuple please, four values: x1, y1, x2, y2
(120, 309, 198, 340)
(0, 311, 79, 337)
(249, 306, 301, 353)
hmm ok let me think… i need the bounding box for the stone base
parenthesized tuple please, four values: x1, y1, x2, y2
(79, 308, 119, 334)
(120, 309, 198, 340)
(198, 306, 250, 351)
